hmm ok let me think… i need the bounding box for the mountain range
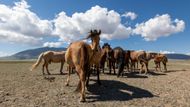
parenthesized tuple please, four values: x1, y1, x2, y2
(0, 47, 190, 60)
(0, 47, 66, 60)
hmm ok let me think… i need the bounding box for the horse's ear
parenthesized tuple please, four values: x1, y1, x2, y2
(94, 30, 98, 33)
(90, 30, 93, 33)
(98, 30, 101, 35)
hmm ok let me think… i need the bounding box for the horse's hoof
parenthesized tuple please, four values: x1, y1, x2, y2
(80, 97, 86, 102)
(65, 83, 69, 86)
(74, 88, 80, 93)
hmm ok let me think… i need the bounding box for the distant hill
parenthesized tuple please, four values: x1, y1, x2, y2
(0, 47, 66, 60)
(1, 47, 190, 60)
(165, 53, 190, 60)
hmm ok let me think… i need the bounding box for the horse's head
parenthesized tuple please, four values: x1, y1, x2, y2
(102, 43, 113, 60)
(86, 29, 101, 51)
(150, 52, 158, 59)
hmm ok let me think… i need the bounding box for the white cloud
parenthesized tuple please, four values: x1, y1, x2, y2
(159, 50, 175, 54)
(0, 51, 11, 57)
(122, 12, 138, 20)
(53, 5, 132, 43)
(133, 14, 185, 41)
(0, 0, 53, 45)
(0, 0, 186, 47)
(43, 41, 63, 48)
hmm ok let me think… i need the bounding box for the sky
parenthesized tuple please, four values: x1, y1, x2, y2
(0, 0, 189, 56)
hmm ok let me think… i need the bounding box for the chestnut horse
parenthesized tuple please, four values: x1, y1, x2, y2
(154, 54, 168, 72)
(145, 52, 158, 72)
(65, 30, 101, 102)
(30, 51, 65, 75)
(130, 50, 148, 74)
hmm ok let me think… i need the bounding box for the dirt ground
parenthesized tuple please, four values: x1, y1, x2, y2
(0, 60, 190, 107)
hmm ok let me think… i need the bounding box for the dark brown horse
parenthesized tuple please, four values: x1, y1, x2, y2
(102, 43, 116, 74)
(65, 30, 101, 102)
(31, 51, 65, 75)
(113, 47, 126, 77)
(125, 50, 131, 72)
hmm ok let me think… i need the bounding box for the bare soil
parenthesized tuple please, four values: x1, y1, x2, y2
(0, 60, 190, 107)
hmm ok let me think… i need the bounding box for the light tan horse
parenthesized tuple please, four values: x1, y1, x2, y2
(130, 50, 148, 74)
(154, 53, 168, 72)
(65, 30, 101, 102)
(31, 51, 66, 75)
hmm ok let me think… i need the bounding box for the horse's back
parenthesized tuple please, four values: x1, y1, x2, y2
(65, 41, 91, 66)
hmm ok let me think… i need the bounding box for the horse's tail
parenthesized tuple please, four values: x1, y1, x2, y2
(30, 53, 44, 71)
(163, 56, 168, 63)
(80, 45, 89, 78)
(138, 54, 148, 64)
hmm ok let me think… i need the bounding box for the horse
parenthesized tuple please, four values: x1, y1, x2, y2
(146, 52, 158, 61)
(101, 43, 109, 73)
(102, 43, 116, 74)
(113, 47, 126, 77)
(130, 50, 149, 74)
(125, 50, 131, 72)
(64, 29, 101, 102)
(145, 52, 158, 71)
(30, 51, 66, 75)
(86, 45, 107, 86)
(154, 54, 168, 72)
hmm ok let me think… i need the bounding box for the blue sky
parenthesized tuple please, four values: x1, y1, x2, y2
(0, 0, 189, 56)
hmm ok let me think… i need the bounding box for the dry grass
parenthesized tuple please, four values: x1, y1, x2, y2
(0, 59, 190, 107)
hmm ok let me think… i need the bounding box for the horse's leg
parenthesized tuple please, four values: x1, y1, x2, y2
(74, 68, 81, 92)
(97, 65, 101, 85)
(155, 62, 158, 71)
(158, 62, 161, 72)
(102, 62, 105, 73)
(131, 62, 134, 72)
(117, 62, 124, 77)
(77, 66, 86, 102)
(109, 60, 112, 74)
(113, 62, 116, 75)
(163, 62, 167, 72)
(85, 66, 91, 87)
(60, 61, 64, 74)
(45, 63, 51, 75)
(140, 61, 144, 74)
(65, 66, 71, 86)
(42, 63, 45, 75)
(136, 61, 139, 69)
(126, 62, 129, 72)
(145, 62, 149, 74)
(117, 62, 121, 77)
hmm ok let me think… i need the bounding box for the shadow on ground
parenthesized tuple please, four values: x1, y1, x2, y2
(86, 79, 154, 102)
(165, 69, 186, 73)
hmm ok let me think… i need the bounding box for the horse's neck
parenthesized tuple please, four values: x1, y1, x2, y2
(91, 40, 99, 51)
(146, 54, 152, 60)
